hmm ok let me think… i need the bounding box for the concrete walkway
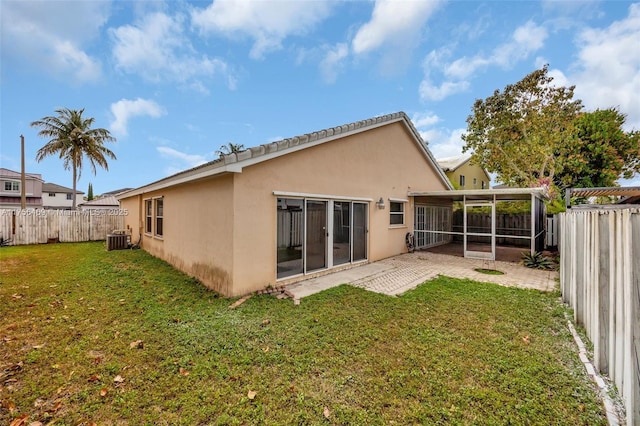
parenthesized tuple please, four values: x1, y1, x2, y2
(286, 251, 558, 301)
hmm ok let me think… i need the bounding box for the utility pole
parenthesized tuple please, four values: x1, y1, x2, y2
(20, 135, 26, 209)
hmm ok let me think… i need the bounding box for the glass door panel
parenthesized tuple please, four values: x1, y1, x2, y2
(276, 198, 304, 278)
(333, 202, 351, 265)
(305, 200, 327, 272)
(352, 202, 367, 262)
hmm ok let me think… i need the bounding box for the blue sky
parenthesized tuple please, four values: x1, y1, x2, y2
(1, 0, 639, 195)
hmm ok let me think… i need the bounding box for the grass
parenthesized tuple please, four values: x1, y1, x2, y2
(473, 268, 505, 275)
(1, 242, 606, 425)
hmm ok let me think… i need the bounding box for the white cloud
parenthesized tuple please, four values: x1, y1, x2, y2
(110, 12, 233, 90)
(157, 147, 208, 168)
(419, 127, 467, 159)
(419, 79, 470, 102)
(569, 3, 640, 131)
(319, 43, 349, 84)
(411, 112, 441, 128)
(1, 0, 108, 83)
(411, 110, 465, 159)
(110, 98, 166, 137)
(445, 21, 548, 80)
(420, 21, 547, 101)
(352, 0, 442, 55)
(191, 0, 333, 59)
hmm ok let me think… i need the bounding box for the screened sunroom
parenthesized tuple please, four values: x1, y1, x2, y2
(408, 188, 548, 261)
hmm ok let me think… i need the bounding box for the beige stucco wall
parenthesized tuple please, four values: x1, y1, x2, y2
(230, 121, 448, 295)
(446, 161, 491, 190)
(121, 121, 450, 297)
(121, 174, 235, 295)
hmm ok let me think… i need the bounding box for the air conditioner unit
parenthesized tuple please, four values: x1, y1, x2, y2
(107, 233, 129, 251)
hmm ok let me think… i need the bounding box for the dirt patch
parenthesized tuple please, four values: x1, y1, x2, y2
(0, 257, 23, 274)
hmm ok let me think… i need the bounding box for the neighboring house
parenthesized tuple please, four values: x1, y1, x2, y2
(0, 167, 43, 209)
(79, 195, 120, 211)
(437, 154, 491, 190)
(42, 183, 84, 209)
(99, 188, 133, 198)
(118, 112, 453, 297)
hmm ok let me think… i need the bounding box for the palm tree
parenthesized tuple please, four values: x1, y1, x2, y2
(31, 108, 117, 208)
(216, 142, 244, 157)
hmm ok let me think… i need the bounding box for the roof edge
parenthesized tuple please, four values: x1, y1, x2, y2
(119, 111, 453, 198)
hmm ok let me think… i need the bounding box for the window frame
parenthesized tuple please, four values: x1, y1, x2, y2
(4, 181, 19, 192)
(154, 197, 164, 238)
(389, 200, 406, 226)
(459, 175, 466, 188)
(66, 193, 73, 200)
(144, 199, 152, 234)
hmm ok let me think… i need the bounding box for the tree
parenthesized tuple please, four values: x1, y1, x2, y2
(216, 142, 245, 157)
(462, 65, 582, 192)
(556, 108, 640, 190)
(87, 182, 94, 201)
(32, 108, 116, 208)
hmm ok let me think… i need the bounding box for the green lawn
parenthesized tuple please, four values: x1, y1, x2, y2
(1, 242, 606, 425)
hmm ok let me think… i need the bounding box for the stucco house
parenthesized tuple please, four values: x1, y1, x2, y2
(437, 154, 491, 190)
(0, 167, 43, 209)
(118, 112, 453, 297)
(42, 182, 84, 209)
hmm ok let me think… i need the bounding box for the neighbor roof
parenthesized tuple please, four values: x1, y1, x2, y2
(0, 167, 43, 181)
(119, 112, 453, 199)
(42, 182, 84, 194)
(437, 153, 472, 172)
(80, 196, 119, 207)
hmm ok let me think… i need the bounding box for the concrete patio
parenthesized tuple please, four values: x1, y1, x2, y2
(286, 251, 558, 302)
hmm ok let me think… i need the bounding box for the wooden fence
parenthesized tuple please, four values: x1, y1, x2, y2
(0, 209, 126, 245)
(559, 207, 640, 425)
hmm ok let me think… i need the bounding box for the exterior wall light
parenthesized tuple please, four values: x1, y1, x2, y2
(376, 197, 385, 209)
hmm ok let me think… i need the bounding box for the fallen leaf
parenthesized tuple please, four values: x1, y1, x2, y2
(11, 294, 22, 300)
(522, 335, 530, 344)
(88, 374, 101, 383)
(261, 319, 270, 326)
(2, 399, 16, 413)
(31, 344, 45, 349)
(262, 346, 270, 352)
(28, 421, 43, 426)
(323, 406, 331, 419)
(179, 367, 190, 376)
(129, 340, 144, 349)
(113, 375, 125, 383)
(49, 401, 62, 413)
(100, 388, 108, 397)
(9, 414, 29, 426)
(247, 390, 257, 400)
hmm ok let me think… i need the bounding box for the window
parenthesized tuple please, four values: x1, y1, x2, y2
(48, 193, 56, 197)
(473, 178, 477, 187)
(144, 200, 152, 234)
(4, 181, 19, 192)
(390, 201, 405, 225)
(482, 181, 487, 189)
(154, 198, 164, 237)
(66, 193, 73, 200)
(459, 175, 466, 188)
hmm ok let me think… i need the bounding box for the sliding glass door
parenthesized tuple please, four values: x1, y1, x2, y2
(277, 198, 368, 280)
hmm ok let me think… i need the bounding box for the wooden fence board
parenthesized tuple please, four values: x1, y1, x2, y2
(0, 209, 125, 245)
(560, 208, 640, 426)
